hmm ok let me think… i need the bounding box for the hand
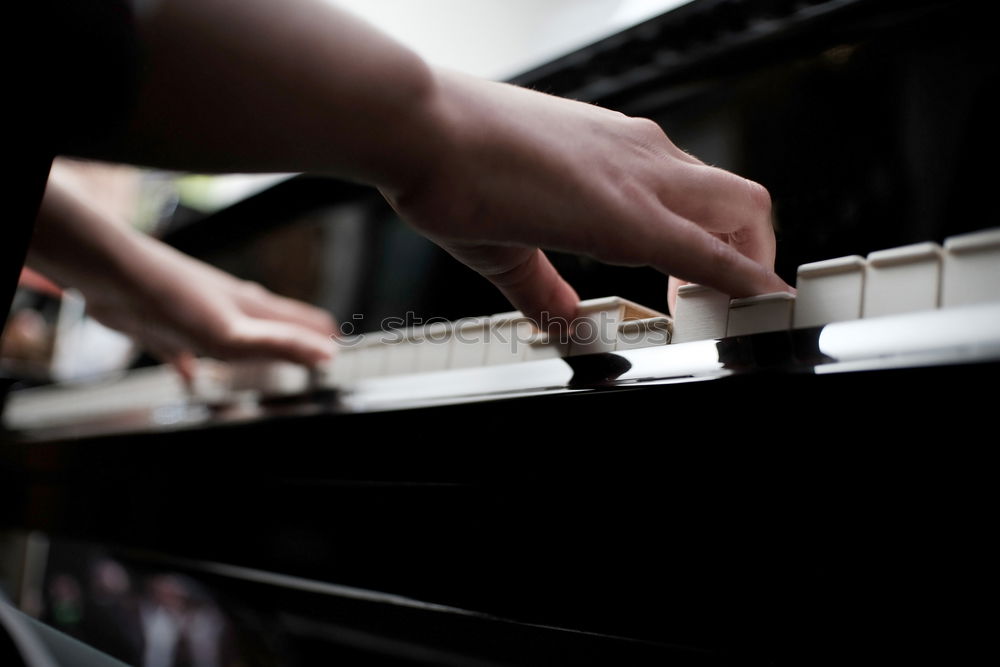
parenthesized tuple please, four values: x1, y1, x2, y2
(29, 174, 336, 379)
(77, 0, 789, 325)
(383, 70, 791, 322)
(84, 235, 337, 377)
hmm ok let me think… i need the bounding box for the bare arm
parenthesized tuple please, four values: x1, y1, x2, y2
(78, 0, 789, 324)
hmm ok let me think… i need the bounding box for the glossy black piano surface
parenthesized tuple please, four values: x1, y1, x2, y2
(2, 0, 998, 664)
(3, 312, 998, 665)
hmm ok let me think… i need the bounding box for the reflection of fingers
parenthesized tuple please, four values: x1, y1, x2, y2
(649, 211, 791, 299)
(449, 245, 580, 332)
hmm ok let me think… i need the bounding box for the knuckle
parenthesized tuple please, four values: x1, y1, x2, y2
(484, 250, 538, 288)
(743, 178, 772, 216)
(240, 280, 268, 298)
(208, 320, 246, 358)
(630, 116, 666, 141)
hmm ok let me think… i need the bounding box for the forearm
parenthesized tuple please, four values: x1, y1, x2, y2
(93, 0, 442, 191)
(53, 0, 788, 320)
(28, 170, 148, 300)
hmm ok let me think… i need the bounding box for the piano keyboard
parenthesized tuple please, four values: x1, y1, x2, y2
(323, 225, 1000, 386)
(319, 296, 666, 389)
(4, 227, 999, 433)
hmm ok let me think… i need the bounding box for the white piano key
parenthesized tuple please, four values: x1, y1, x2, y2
(485, 314, 534, 365)
(568, 301, 617, 355)
(793, 255, 866, 328)
(318, 345, 359, 388)
(615, 316, 672, 350)
(188, 359, 234, 404)
(522, 334, 568, 361)
(569, 296, 665, 355)
(671, 284, 730, 343)
(383, 333, 421, 376)
(354, 332, 391, 379)
(413, 321, 453, 372)
(941, 227, 1000, 307)
(448, 317, 491, 369)
(726, 292, 795, 337)
(228, 360, 311, 397)
(862, 242, 943, 318)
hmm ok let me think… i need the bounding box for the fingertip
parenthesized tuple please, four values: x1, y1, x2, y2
(764, 270, 795, 297)
(534, 279, 581, 338)
(488, 249, 580, 336)
(169, 350, 198, 389)
(222, 320, 336, 368)
(288, 333, 337, 367)
(667, 275, 687, 316)
(313, 310, 339, 337)
(241, 289, 340, 337)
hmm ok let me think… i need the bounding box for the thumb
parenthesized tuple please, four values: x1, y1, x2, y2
(441, 244, 580, 332)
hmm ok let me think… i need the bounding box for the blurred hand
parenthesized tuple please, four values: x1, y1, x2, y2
(30, 174, 336, 380)
(84, 236, 336, 378)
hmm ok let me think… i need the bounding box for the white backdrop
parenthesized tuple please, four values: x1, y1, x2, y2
(328, 0, 692, 79)
(186, 1, 693, 210)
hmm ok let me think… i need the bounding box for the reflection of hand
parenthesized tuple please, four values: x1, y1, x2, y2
(384, 70, 790, 322)
(29, 176, 335, 379)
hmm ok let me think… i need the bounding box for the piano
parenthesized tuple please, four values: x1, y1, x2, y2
(2, 0, 998, 664)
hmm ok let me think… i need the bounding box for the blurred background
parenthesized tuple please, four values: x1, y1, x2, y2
(3, 1, 997, 663)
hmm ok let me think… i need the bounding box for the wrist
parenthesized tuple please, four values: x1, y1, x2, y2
(369, 63, 458, 196)
(377, 68, 493, 218)
(28, 177, 158, 310)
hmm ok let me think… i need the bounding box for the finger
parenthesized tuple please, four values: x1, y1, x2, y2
(164, 350, 199, 390)
(720, 224, 776, 271)
(142, 338, 197, 386)
(236, 286, 338, 337)
(667, 275, 688, 316)
(442, 244, 580, 333)
(667, 225, 777, 315)
(650, 212, 792, 299)
(212, 318, 336, 365)
(658, 165, 774, 243)
(668, 225, 781, 316)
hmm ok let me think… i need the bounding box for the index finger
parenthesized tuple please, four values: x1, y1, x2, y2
(650, 210, 792, 299)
